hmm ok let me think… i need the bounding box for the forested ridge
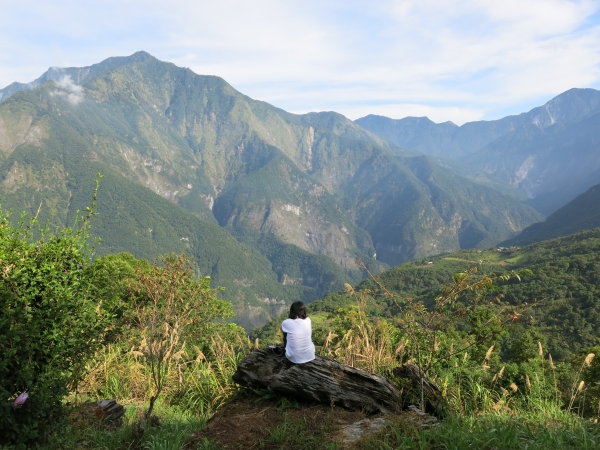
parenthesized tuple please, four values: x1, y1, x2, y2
(503, 183, 600, 247)
(255, 227, 600, 361)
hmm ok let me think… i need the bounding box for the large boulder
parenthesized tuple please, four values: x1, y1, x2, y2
(232, 348, 401, 414)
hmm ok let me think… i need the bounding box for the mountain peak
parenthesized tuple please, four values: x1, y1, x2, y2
(98, 50, 158, 67)
(0, 51, 160, 104)
(527, 87, 600, 128)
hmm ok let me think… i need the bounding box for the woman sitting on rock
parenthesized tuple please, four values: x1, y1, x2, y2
(281, 301, 315, 363)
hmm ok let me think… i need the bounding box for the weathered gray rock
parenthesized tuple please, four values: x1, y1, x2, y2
(232, 348, 401, 414)
(96, 399, 126, 427)
(393, 364, 446, 418)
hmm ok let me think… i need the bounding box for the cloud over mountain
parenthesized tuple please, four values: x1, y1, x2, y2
(50, 75, 84, 105)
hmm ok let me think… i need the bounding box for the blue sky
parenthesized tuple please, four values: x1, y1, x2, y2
(1, 0, 599, 124)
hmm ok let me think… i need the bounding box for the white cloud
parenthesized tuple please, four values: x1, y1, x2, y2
(0, 0, 599, 123)
(50, 75, 85, 105)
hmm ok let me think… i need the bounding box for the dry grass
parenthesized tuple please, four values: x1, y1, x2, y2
(77, 334, 253, 415)
(319, 295, 398, 376)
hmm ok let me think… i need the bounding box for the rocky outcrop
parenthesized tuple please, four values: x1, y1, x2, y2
(232, 348, 401, 414)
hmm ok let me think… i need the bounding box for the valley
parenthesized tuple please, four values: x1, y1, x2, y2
(3, 51, 600, 450)
(2, 52, 583, 327)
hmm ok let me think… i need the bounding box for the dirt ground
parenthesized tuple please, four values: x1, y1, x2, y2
(188, 397, 439, 449)
(188, 398, 370, 449)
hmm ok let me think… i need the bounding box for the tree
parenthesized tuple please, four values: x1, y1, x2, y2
(128, 253, 232, 440)
(357, 259, 531, 412)
(510, 329, 548, 364)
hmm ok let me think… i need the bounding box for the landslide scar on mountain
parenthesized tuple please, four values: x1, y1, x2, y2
(0, 115, 46, 155)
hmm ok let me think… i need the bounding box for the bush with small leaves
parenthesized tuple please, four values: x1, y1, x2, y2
(0, 178, 112, 447)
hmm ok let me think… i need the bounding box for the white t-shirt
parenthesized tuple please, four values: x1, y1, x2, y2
(281, 317, 315, 364)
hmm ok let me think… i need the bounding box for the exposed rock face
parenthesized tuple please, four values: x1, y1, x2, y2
(232, 348, 401, 414)
(0, 51, 547, 326)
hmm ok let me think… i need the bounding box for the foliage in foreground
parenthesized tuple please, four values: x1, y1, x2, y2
(0, 184, 114, 447)
(0, 188, 250, 447)
(47, 402, 209, 450)
(47, 396, 600, 450)
(66, 256, 598, 449)
(3, 189, 600, 449)
(361, 410, 600, 450)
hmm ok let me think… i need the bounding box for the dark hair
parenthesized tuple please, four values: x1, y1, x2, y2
(289, 301, 307, 320)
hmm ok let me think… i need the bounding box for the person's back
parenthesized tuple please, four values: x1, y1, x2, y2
(281, 301, 315, 364)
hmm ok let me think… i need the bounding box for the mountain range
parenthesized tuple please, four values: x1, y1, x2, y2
(3, 51, 596, 328)
(356, 88, 600, 215)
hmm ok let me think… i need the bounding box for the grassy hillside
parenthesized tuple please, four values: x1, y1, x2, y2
(256, 228, 600, 361)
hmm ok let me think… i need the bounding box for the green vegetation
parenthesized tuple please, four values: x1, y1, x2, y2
(0, 195, 251, 447)
(504, 183, 600, 247)
(2, 197, 600, 448)
(0, 182, 113, 447)
(361, 412, 600, 450)
(264, 227, 600, 362)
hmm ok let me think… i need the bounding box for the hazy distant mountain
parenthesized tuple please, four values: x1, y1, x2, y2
(0, 51, 543, 326)
(462, 110, 600, 214)
(502, 183, 600, 247)
(356, 89, 600, 214)
(356, 89, 600, 158)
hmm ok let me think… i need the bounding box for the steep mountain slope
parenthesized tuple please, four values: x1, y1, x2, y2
(0, 51, 544, 323)
(356, 89, 600, 214)
(0, 63, 357, 328)
(502, 184, 600, 247)
(462, 111, 600, 214)
(0, 134, 349, 330)
(84, 55, 389, 272)
(337, 151, 542, 265)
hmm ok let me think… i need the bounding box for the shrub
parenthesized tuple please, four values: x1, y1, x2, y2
(126, 253, 244, 439)
(0, 181, 112, 447)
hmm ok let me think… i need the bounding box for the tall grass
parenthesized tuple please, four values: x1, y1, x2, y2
(77, 334, 252, 417)
(319, 295, 399, 376)
(361, 412, 600, 450)
(50, 401, 209, 450)
(61, 290, 600, 449)
(315, 294, 600, 425)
